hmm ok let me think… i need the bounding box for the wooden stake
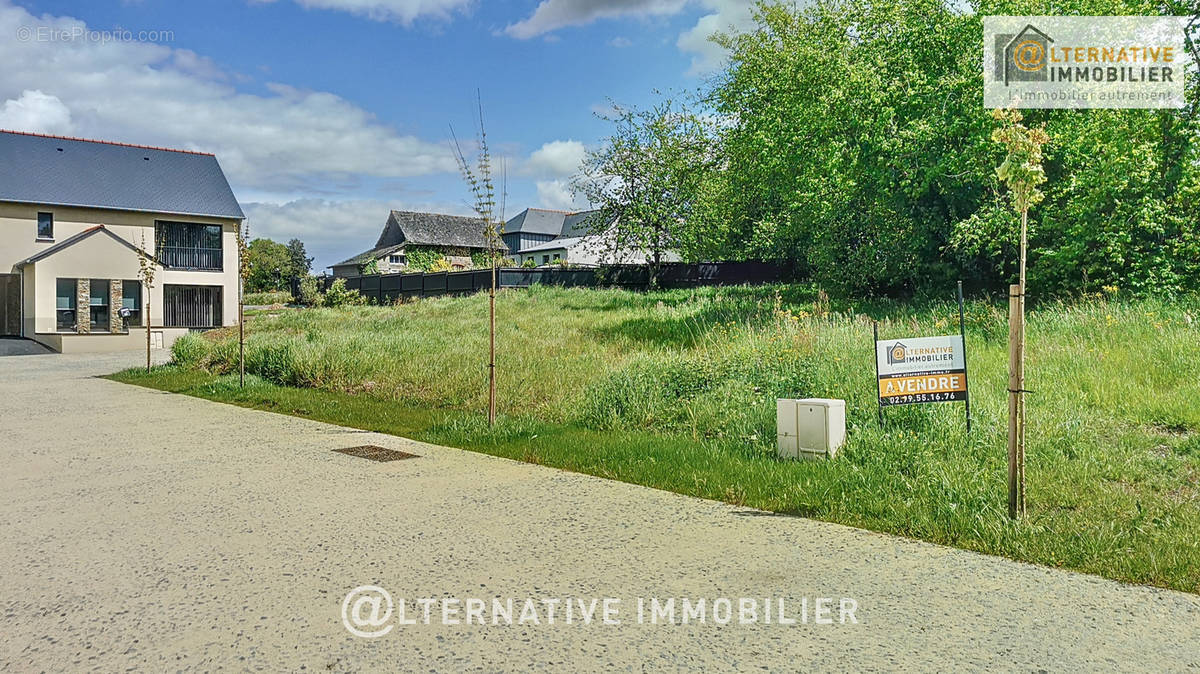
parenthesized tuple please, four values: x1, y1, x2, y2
(1007, 208, 1030, 520)
(488, 257, 496, 427)
(239, 276, 245, 388)
(1018, 209, 1028, 517)
(1007, 283, 1020, 520)
(145, 300, 151, 374)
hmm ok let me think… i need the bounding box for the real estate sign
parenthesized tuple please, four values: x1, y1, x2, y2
(875, 335, 969, 407)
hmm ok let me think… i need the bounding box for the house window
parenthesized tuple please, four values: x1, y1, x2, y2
(122, 281, 142, 327)
(542, 255, 550, 264)
(156, 221, 223, 270)
(163, 285, 222, 328)
(56, 278, 76, 331)
(89, 279, 110, 331)
(388, 255, 404, 264)
(37, 212, 53, 240)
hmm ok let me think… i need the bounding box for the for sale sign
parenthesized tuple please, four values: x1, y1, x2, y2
(875, 335, 969, 407)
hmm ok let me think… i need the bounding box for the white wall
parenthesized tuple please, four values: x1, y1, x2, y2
(0, 202, 242, 351)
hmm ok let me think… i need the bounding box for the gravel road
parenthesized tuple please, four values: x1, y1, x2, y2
(2, 352, 1198, 671)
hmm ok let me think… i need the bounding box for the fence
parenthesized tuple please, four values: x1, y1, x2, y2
(304, 262, 790, 304)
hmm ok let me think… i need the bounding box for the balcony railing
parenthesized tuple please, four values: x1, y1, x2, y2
(160, 246, 222, 270)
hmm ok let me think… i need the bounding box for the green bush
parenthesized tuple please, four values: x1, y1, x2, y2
(324, 278, 367, 307)
(243, 290, 292, 306)
(297, 276, 325, 307)
(170, 333, 212, 367)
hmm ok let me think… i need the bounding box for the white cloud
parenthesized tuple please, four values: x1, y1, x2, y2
(535, 179, 586, 211)
(523, 139, 587, 177)
(0, 90, 74, 134)
(0, 2, 458, 194)
(503, 0, 688, 39)
(676, 0, 757, 75)
(608, 36, 632, 47)
(502, 0, 759, 76)
(253, 0, 473, 24)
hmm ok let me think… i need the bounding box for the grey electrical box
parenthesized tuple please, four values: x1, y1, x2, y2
(777, 398, 846, 460)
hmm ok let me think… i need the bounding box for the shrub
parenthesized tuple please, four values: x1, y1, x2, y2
(171, 333, 212, 367)
(243, 290, 292, 306)
(297, 276, 325, 307)
(324, 278, 367, 307)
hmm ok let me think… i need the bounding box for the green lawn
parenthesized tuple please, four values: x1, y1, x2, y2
(110, 285, 1200, 593)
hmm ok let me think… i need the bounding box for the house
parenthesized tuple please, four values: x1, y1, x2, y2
(513, 228, 679, 267)
(0, 130, 244, 353)
(330, 210, 498, 277)
(506, 209, 678, 267)
(501, 208, 595, 254)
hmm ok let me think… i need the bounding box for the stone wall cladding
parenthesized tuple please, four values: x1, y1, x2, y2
(109, 279, 123, 333)
(76, 279, 90, 334)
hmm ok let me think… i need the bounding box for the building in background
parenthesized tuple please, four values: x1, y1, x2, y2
(0, 130, 244, 353)
(330, 210, 500, 277)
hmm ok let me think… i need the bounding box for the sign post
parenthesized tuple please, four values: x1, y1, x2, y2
(957, 281, 972, 433)
(872, 321, 883, 427)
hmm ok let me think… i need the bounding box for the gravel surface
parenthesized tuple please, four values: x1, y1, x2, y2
(2, 353, 1198, 671)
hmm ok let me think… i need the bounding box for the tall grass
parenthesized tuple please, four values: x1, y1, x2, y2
(150, 285, 1200, 592)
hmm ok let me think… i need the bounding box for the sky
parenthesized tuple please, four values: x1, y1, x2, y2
(0, 0, 758, 270)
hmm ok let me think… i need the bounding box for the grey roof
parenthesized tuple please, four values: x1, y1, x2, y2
(0, 130, 244, 220)
(377, 210, 496, 249)
(505, 208, 570, 236)
(331, 243, 405, 268)
(17, 225, 150, 267)
(517, 236, 583, 254)
(505, 208, 602, 237)
(561, 210, 601, 236)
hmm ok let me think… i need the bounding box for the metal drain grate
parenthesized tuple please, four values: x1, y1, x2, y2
(333, 445, 420, 462)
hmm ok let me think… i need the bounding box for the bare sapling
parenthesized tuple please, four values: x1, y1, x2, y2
(450, 91, 507, 426)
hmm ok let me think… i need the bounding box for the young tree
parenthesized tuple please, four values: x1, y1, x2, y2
(450, 93, 507, 427)
(574, 98, 716, 287)
(992, 108, 1049, 521)
(237, 225, 251, 387)
(136, 230, 163, 373)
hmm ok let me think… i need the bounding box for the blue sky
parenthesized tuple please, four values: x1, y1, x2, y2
(0, 0, 756, 269)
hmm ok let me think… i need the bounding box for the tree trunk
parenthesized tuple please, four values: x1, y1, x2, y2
(488, 258, 497, 427)
(1007, 208, 1029, 519)
(145, 300, 151, 374)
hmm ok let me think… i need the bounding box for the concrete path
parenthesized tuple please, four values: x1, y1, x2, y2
(1, 353, 1198, 672)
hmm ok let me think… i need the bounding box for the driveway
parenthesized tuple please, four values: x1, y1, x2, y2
(0, 337, 53, 356)
(2, 353, 1198, 671)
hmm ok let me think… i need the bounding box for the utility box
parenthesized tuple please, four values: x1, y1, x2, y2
(777, 398, 846, 460)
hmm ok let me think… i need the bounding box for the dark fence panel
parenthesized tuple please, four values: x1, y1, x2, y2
(311, 261, 790, 304)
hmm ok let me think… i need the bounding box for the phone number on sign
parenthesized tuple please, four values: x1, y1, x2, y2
(880, 392, 966, 406)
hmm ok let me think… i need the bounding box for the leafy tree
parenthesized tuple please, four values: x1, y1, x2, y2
(285, 238, 313, 279)
(574, 98, 719, 285)
(700, 0, 1199, 296)
(246, 238, 292, 292)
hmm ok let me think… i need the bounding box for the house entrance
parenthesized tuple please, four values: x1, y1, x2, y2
(0, 274, 18, 336)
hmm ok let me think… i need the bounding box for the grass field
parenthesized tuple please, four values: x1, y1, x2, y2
(112, 284, 1200, 593)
